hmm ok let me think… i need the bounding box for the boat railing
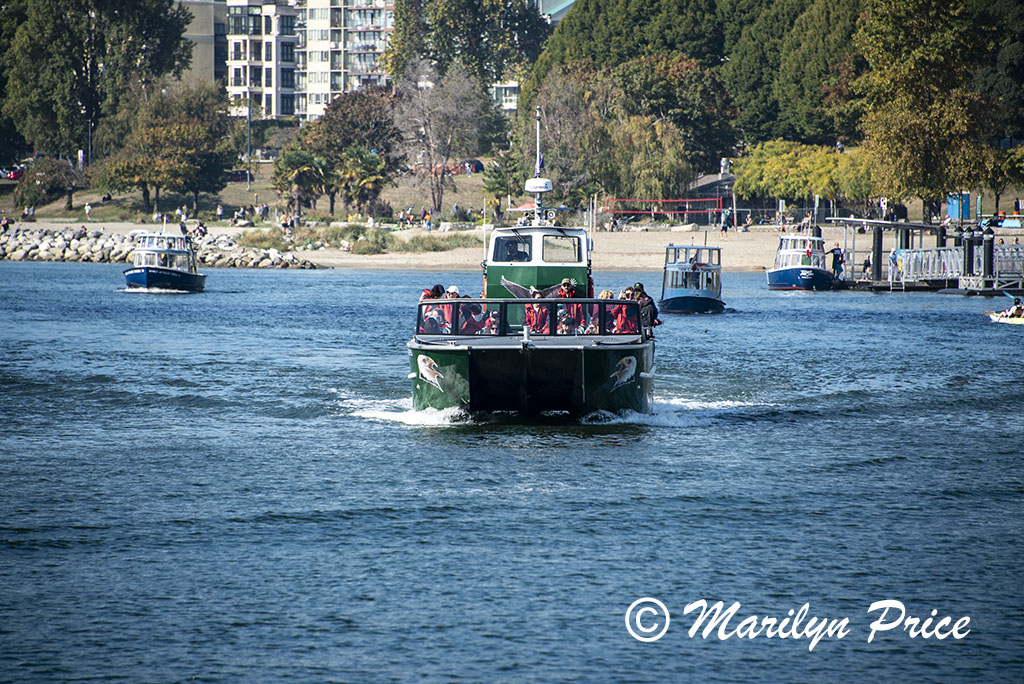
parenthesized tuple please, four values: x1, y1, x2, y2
(416, 298, 644, 339)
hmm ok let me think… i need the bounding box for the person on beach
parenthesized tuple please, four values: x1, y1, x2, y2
(84, 203, 91, 220)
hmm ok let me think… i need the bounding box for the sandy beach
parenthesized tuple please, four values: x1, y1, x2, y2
(17, 219, 892, 272)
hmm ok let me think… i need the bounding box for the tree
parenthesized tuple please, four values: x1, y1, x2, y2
(2, 0, 192, 160)
(381, 0, 425, 81)
(720, 0, 810, 144)
(0, 0, 30, 166)
(423, 0, 550, 83)
(855, 0, 997, 219)
(613, 54, 737, 174)
(93, 82, 233, 213)
(14, 157, 87, 211)
(337, 146, 388, 216)
(395, 60, 490, 213)
(606, 116, 693, 209)
(300, 86, 403, 214)
(272, 147, 329, 217)
(482, 148, 523, 210)
(523, 0, 724, 113)
(774, 0, 861, 144)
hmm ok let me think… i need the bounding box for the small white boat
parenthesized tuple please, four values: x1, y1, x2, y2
(767, 234, 838, 291)
(658, 244, 724, 314)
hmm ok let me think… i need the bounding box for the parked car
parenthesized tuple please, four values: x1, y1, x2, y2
(458, 159, 484, 173)
(6, 167, 24, 180)
(225, 169, 253, 182)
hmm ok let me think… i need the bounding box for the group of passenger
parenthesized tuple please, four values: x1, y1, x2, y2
(416, 279, 660, 338)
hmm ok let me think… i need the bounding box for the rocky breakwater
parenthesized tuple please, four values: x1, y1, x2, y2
(0, 225, 319, 269)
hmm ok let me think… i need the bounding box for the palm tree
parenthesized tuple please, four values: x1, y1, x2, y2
(272, 148, 329, 217)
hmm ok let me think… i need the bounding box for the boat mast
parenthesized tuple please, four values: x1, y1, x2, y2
(533, 106, 542, 226)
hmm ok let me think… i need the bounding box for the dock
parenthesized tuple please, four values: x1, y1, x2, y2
(826, 217, 1024, 296)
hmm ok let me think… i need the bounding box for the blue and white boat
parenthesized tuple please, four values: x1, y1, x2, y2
(658, 244, 725, 314)
(766, 234, 837, 291)
(123, 231, 206, 292)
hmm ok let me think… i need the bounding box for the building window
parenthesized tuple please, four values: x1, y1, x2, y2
(265, 94, 273, 115)
(281, 68, 295, 88)
(265, 43, 272, 61)
(281, 95, 295, 115)
(250, 68, 262, 87)
(265, 68, 272, 86)
(232, 68, 243, 87)
(264, 16, 271, 34)
(280, 15, 295, 36)
(280, 43, 294, 62)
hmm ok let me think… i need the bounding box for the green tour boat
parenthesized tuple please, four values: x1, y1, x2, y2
(407, 107, 655, 416)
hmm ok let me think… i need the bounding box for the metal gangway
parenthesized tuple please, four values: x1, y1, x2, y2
(827, 217, 1024, 292)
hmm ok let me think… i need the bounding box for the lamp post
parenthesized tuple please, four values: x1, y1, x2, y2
(246, 93, 252, 191)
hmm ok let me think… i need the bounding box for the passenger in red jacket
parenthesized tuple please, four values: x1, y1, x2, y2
(525, 291, 550, 334)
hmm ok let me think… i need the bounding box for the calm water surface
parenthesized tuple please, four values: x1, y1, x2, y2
(1, 261, 1022, 682)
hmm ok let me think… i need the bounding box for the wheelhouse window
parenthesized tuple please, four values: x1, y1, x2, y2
(494, 236, 531, 262)
(542, 235, 581, 263)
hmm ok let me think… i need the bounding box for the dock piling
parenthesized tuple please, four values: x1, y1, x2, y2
(872, 227, 883, 282)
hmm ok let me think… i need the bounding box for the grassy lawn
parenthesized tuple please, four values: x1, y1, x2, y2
(0, 160, 530, 226)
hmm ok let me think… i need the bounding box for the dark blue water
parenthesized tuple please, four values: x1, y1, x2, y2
(1, 261, 1022, 682)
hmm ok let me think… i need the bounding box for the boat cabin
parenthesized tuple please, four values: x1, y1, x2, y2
(773, 235, 828, 271)
(662, 244, 722, 294)
(131, 233, 198, 272)
(484, 226, 592, 298)
(416, 297, 643, 338)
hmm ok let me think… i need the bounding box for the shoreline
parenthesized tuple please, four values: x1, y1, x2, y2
(1, 219, 913, 272)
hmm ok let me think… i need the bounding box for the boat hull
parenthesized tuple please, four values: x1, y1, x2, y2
(409, 342, 654, 415)
(766, 266, 836, 291)
(658, 294, 725, 314)
(124, 266, 206, 292)
(989, 313, 1024, 325)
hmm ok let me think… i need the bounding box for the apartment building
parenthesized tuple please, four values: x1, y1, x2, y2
(225, 0, 393, 121)
(179, 0, 228, 84)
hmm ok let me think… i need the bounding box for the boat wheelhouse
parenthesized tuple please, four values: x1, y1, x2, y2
(123, 232, 206, 292)
(484, 222, 592, 299)
(658, 244, 724, 314)
(409, 297, 654, 415)
(766, 234, 836, 291)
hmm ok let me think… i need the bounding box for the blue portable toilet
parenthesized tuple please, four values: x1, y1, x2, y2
(947, 192, 970, 220)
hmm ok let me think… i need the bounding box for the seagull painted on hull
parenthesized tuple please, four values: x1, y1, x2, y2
(417, 355, 445, 391)
(609, 356, 637, 391)
(500, 276, 571, 299)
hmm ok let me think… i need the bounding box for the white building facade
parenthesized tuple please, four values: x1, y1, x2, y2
(225, 0, 393, 121)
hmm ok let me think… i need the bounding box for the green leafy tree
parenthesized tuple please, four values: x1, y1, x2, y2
(835, 147, 875, 211)
(301, 86, 403, 214)
(272, 147, 329, 217)
(337, 146, 388, 216)
(774, 0, 861, 144)
(0, 0, 30, 166)
(720, 0, 809, 144)
(2, 0, 192, 160)
(973, 0, 1024, 142)
(424, 0, 550, 83)
(522, 0, 724, 113)
(606, 116, 693, 210)
(381, 0, 425, 81)
(93, 82, 232, 213)
(855, 0, 997, 219)
(613, 54, 737, 174)
(14, 157, 87, 211)
(482, 148, 523, 209)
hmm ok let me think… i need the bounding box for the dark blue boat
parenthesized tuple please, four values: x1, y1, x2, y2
(658, 244, 725, 313)
(766, 235, 837, 291)
(124, 232, 206, 292)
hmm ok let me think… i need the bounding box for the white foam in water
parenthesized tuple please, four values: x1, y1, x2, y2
(356, 402, 471, 426)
